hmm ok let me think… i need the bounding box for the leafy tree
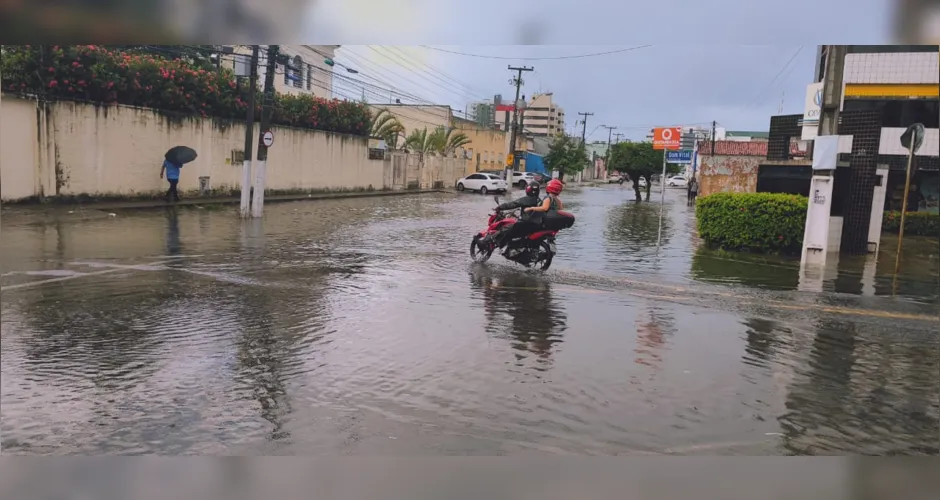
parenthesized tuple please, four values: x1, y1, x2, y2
(608, 141, 664, 201)
(370, 108, 405, 149)
(544, 135, 588, 182)
(115, 45, 221, 71)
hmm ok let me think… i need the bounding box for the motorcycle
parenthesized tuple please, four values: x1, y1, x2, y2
(470, 196, 568, 271)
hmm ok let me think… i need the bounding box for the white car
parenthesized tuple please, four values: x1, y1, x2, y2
(607, 173, 623, 184)
(509, 171, 537, 189)
(667, 176, 689, 188)
(456, 173, 508, 194)
(636, 177, 647, 188)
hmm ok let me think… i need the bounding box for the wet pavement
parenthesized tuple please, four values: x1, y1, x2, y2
(1, 186, 938, 455)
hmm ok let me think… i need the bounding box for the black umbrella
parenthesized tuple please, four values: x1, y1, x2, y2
(164, 146, 198, 165)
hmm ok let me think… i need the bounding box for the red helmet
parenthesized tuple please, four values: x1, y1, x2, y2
(546, 179, 563, 195)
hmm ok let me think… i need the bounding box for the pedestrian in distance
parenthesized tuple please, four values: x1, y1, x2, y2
(160, 158, 183, 202)
(687, 176, 698, 206)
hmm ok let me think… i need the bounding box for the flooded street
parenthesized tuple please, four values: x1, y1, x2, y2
(1, 187, 938, 455)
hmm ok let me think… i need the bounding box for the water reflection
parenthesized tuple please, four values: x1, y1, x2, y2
(692, 247, 800, 291)
(778, 317, 939, 455)
(633, 306, 675, 370)
(469, 265, 567, 368)
(166, 207, 182, 256)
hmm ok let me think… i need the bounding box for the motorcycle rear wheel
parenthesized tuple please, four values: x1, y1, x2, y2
(533, 240, 554, 271)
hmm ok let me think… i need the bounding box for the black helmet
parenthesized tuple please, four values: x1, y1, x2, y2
(525, 181, 541, 197)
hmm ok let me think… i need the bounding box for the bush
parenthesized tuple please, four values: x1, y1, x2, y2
(696, 192, 808, 254)
(882, 211, 940, 237)
(0, 45, 370, 136)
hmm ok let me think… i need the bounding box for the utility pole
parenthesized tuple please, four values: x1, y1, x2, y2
(578, 112, 593, 146)
(710, 120, 717, 156)
(613, 132, 624, 143)
(506, 65, 533, 184)
(240, 45, 259, 218)
(251, 44, 278, 218)
(602, 125, 617, 179)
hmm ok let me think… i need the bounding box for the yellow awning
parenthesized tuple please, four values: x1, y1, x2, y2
(844, 84, 939, 98)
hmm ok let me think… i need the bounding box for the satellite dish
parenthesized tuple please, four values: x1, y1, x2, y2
(900, 123, 925, 153)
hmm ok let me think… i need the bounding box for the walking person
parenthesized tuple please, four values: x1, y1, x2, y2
(160, 158, 183, 202)
(687, 176, 698, 206)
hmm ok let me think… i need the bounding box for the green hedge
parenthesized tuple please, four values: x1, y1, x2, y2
(1, 45, 370, 136)
(882, 211, 940, 237)
(696, 192, 808, 254)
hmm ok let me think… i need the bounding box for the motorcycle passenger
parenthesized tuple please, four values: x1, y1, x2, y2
(525, 178, 564, 215)
(492, 181, 543, 249)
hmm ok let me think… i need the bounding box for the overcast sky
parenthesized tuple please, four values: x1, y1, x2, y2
(311, 0, 893, 141)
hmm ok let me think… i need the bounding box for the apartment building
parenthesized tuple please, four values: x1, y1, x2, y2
(495, 93, 565, 138)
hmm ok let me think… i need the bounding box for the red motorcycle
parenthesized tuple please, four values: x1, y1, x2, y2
(470, 196, 574, 271)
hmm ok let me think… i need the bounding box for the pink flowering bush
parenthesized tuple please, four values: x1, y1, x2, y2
(1, 45, 370, 135)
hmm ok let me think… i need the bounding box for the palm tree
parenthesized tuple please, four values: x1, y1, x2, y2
(429, 126, 472, 156)
(370, 108, 405, 149)
(403, 127, 436, 156)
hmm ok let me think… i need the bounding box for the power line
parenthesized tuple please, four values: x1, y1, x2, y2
(368, 45, 487, 102)
(746, 45, 804, 108)
(385, 46, 492, 99)
(418, 45, 653, 60)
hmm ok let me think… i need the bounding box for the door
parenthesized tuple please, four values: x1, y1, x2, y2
(464, 174, 485, 190)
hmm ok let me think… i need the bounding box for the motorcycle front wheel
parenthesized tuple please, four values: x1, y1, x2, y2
(470, 235, 494, 263)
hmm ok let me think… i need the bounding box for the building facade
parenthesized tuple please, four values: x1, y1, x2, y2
(494, 93, 565, 138)
(806, 45, 940, 213)
(227, 45, 340, 100)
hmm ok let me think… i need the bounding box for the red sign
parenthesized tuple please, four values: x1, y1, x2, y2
(652, 127, 682, 150)
(495, 104, 516, 112)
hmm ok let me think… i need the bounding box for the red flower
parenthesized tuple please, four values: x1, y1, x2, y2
(63, 79, 69, 85)
(107, 81, 114, 89)
(48, 66, 55, 73)
(48, 79, 59, 87)
(78, 80, 86, 86)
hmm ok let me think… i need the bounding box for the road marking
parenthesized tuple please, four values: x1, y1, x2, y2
(0, 260, 174, 292)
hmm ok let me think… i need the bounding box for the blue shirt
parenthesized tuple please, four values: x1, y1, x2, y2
(163, 160, 182, 180)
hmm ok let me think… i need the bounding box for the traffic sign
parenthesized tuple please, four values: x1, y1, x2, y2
(652, 127, 682, 150)
(679, 133, 696, 150)
(666, 150, 693, 164)
(262, 131, 274, 148)
(506, 153, 514, 166)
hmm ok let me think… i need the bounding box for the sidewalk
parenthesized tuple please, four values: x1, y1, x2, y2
(1, 189, 451, 213)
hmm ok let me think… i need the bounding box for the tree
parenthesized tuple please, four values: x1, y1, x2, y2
(544, 135, 588, 182)
(430, 126, 471, 156)
(370, 108, 405, 149)
(403, 127, 436, 156)
(608, 141, 662, 201)
(115, 45, 220, 71)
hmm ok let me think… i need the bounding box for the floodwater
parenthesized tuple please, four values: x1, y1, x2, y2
(1, 186, 937, 456)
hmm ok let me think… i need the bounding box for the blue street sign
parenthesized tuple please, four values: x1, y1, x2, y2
(666, 150, 693, 164)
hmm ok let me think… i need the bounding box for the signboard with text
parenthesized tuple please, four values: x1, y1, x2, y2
(666, 150, 693, 164)
(652, 127, 682, 150)
(801, 82, 823, 140)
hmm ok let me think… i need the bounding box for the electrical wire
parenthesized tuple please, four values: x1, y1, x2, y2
(385, 46, 492, 99)
(746, 45, 804, 108)
(418, 45, 653, 60)
(370, 45, 491, 102)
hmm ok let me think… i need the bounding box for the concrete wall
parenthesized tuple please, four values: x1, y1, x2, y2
(697, 155, 762, 197)
(0, 95, 466, 202)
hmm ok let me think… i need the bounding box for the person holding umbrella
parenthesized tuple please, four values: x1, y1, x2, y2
(160, 146, 197, 202)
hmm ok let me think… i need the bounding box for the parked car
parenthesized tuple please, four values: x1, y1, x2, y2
(666, 176, 689, 188)
(636, 177, 647, 188)
(509, 171, 538, 188)
(607, 173, 623, 184)
(456, 173, 508, 194)
(530, 172, 553, 185)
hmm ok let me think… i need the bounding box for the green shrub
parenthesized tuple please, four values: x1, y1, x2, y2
(1, 45, 370, 136)
(882, 211, 940, 237)
(696, 192, 808, 254)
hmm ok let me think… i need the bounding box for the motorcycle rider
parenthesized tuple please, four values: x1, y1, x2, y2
(488, 181, 542, 250)
(525, 178, 564, 214)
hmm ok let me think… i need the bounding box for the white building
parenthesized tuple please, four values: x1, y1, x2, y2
(227, 45, 341, 100)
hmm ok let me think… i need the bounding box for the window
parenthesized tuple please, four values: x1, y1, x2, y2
(467, 174, 484, 180)
(291, 55, 304, 89)
(842, 99, 940, 128)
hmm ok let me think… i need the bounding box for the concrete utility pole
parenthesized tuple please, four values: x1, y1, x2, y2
(602, 125, 617, 176)
(578, 112, 593, 146)
(251, 44, 279, 218)
(710, 120, 717, 156)
(240, 45, 260, 218)
(506, 65, 533, 183)
(816, 45, 846, 139)
(613, 132, 624, 144)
